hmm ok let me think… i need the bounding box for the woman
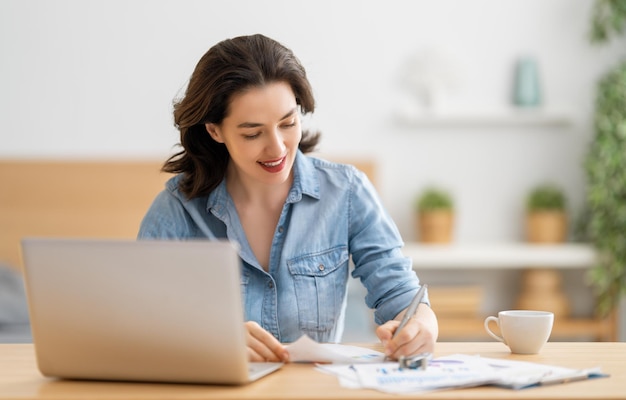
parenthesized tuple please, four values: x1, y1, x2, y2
(138, 34, 438, 362)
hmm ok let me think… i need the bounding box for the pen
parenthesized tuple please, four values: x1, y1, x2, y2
(392, 284, 428, 339)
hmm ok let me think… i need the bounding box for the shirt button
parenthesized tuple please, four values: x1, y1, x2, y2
(268, 281, 274, 289)
(318, 264, 325, 271)
(278, 226, 284, 233)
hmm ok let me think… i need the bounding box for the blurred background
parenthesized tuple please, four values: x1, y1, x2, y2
(1, 0, 625, 342)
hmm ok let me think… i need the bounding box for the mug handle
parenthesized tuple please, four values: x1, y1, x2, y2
(484, 316, 505, 343)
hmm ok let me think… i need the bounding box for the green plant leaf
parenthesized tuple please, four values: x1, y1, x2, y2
(590, 0, 626, 44)
(526, 184, 567, 211)
(583, 56, 626, 316)
(415, 188, 453, 212)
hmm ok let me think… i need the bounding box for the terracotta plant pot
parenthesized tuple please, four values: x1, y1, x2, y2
(516, 268, 571, 318)
(521, 210, 571, 318)
(417, 210, 454, 243)
(526, 211, 567, 243)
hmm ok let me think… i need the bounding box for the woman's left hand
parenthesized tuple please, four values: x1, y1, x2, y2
(375, 303, 438, 359)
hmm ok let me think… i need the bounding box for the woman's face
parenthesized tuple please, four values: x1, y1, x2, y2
(206, 81, 302, 188)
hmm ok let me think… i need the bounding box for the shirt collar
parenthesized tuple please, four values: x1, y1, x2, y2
(287, 150, 320, 203)
(206, 179, 229, 219)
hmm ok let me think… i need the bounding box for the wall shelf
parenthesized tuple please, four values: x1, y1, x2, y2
(402, 242, 615, 341)
(396, 109, 573, 129)
(436, 316, 614, 342)
(403, 242, 597, 269)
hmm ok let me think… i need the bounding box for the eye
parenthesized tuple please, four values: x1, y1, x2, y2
(281, 119, 297, 129)
(243, 132, 261, 140)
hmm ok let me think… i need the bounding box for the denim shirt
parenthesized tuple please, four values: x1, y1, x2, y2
(138, 151, 425, 343)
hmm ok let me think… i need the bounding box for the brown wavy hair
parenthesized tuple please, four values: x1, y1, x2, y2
(164, 34, 321, 199)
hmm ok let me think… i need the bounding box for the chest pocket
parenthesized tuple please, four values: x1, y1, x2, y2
(287, 246, 349, 339)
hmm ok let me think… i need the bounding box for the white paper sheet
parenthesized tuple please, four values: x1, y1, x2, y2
(286, 337, 608, 394)
(350, 355, 501, 394)
(315, 352, 608, 394)
(286, 335, 385, 363)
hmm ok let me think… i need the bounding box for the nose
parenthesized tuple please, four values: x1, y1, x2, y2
(266, 128, 286, 155)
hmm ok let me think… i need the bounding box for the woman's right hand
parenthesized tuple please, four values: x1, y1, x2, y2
(245, 321, 290, 362)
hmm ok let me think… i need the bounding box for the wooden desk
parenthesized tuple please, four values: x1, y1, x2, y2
(1, 342, 624, 399)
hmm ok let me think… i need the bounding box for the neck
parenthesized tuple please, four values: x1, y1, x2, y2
(225, 163, 292, 210)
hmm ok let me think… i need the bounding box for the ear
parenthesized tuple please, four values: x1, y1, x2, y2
(205, 123, 224, 143)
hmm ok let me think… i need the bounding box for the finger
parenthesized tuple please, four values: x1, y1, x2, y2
(390, 319, 437, 359)
(387, 319, 422, 357)
(245, 322, 289, 362)
(250, 326, 289, 362)
(377, 321, 399, 339)
(392, 335, 427, 359)
(247, 333, 281, 362)
(247, 346, 266, 362)
(376, 320, 399, 344)
(246, 323, 280, 361)
(376, 320, 400, 355)
(376, 321, 397, 358)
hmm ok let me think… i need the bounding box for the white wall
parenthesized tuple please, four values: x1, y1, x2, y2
(2, 0, 625, 338)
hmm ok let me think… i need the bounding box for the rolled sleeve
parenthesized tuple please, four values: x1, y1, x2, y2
(347, 169, 428, 324)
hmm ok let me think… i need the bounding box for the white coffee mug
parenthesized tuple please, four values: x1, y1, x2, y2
(484, 310, 554, 354)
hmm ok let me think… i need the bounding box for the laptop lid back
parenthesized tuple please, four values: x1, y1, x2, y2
(21, 238, 252, 384)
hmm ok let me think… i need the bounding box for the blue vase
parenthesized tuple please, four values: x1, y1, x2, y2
(513, 57, 542, 107)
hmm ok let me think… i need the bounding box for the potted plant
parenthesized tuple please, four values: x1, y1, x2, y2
(415, 188, 454, 243)
(520, 184, 571, 317)
(582, 0, 626, 316)
(525, 184, 567, 243)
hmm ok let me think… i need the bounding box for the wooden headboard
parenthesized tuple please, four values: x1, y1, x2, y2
(0, 160, 171, 271)
(0, 158, 375, 271)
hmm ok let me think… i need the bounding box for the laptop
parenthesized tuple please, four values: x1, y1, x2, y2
(20, 238, 283, 384)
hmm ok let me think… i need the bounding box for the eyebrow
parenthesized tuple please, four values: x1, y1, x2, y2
(236, 107, 298, 129)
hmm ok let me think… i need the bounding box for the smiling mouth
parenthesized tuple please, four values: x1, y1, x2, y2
(258, 155, 287, 172)
(259, 158, 284, 167)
